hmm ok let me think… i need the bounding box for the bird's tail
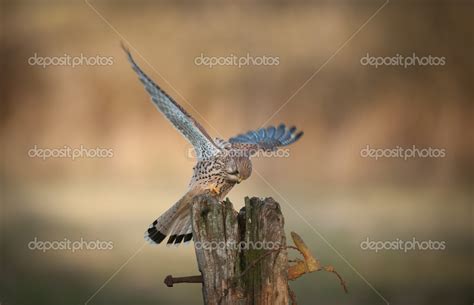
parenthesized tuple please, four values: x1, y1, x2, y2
(145, 193, 194, 245)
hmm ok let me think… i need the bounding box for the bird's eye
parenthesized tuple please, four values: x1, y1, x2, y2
(227, 169, 239, 175)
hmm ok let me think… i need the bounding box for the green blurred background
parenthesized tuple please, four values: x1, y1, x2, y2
(1, 0, 473, 304)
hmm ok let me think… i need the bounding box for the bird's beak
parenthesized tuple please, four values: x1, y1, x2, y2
(237, 177, 243, 184)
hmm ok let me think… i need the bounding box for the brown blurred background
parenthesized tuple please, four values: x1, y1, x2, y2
(1, 0, 473, 304)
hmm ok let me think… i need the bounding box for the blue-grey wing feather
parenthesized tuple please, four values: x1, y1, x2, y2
(229, 124, 303, 151)
(124, 47, 221, 160)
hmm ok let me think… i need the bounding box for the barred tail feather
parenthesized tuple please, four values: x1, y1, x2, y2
(146, 222, 167, 244)
(145, 193, 194, 246)
(166, 215, 193, 245)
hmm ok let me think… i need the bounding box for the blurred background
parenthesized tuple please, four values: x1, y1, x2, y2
(1, 0, 473, 304)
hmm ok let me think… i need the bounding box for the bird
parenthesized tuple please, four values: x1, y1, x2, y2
(123, 46, 303, 246)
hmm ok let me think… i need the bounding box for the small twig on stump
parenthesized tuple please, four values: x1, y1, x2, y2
(287, 232, 348, 293)
(323, 266, 349, 293)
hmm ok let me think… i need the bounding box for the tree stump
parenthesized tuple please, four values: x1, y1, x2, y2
(191, 195, 288, 305)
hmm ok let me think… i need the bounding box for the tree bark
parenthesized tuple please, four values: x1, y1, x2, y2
(191, 195, 288, 305)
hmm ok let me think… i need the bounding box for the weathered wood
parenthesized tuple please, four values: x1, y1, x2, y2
(191, 195, 288, 305)
(191, 195, 240, 305)
(238, 197, 288, 305)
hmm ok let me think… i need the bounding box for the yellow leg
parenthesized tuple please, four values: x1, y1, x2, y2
(206, 183, 221, 196)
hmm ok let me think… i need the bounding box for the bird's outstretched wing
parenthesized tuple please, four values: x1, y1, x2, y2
(124, 47, 221, 160)
(229, 124, 303, 153)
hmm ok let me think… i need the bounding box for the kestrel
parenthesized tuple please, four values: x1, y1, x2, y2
(124, 47, 303, 245)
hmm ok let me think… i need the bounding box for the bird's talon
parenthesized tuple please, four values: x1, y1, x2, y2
(206, 183, 221, 196)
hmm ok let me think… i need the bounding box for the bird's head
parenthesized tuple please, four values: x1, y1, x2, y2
(224, 157, 252, 184)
